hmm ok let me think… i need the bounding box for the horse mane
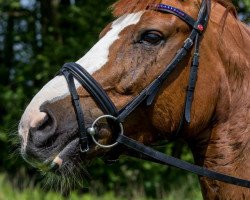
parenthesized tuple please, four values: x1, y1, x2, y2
(111, 0, 237, 17)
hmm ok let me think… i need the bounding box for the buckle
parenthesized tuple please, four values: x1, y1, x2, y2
(80, 142, 89, 153)
(184, 38, 193, 46)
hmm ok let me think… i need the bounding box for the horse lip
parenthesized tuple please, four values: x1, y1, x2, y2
(51, 138, 79, 170)
(21, 150, 40, 169)
(49, 127, 113, 171)
(22, 136, 79, 172)
(21, 150, 55, 172)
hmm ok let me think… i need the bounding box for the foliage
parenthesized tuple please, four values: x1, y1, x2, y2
(0, 0, 249, 198)
(0, 173, 202, 200)
(234, 0, 250, 23)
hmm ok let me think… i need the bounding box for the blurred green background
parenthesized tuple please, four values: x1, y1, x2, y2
(0, 0, 249, 199)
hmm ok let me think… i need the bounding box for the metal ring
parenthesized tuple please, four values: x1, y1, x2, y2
(87, 115, 123, 148)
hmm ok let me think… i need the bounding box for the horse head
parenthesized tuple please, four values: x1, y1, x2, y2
(18, 0, 250, 198)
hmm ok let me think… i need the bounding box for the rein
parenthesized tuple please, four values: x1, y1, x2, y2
(60, 0, 250, 188)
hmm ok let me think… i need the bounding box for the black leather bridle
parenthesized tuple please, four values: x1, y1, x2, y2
(60, 0, 250, 188)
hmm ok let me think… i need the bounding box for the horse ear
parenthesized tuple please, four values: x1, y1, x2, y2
(111, 0, 161, 17)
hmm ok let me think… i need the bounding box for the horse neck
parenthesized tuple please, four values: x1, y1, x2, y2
(190, 3, 250, 199)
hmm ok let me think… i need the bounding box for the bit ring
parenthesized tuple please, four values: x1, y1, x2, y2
(87, 115, 123, 148)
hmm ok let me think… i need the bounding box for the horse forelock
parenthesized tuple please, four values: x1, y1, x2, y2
(111, 0, 162, 17)
(112, 0, 237, 17)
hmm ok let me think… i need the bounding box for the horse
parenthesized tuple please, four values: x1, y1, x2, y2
(18, 0, 250, 199)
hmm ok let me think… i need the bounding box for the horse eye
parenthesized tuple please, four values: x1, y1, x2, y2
(139, 31, 164, 46)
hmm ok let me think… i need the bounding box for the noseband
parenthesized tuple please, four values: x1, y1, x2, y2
(60, 0, 250, 188)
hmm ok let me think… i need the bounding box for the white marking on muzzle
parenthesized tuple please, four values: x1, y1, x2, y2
(19, 12, 144, 148)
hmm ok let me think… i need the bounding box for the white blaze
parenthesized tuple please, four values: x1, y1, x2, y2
(19, 12, 144, 145)
(33, 12, 144, 104)
(76, 12, 144, 73)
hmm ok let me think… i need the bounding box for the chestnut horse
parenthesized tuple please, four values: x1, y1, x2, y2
(18, 0, 250, 199)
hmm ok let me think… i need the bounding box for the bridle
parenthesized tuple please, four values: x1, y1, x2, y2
(60, 0, 250, 188)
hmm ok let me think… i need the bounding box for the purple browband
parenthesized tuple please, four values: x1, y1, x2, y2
(148, 4, 186, 17)
(147, 4, 197, 29)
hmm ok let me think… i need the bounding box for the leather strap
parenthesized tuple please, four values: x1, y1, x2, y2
(148, 4, 196, 28)
(117, 135, 250, 188)
(61, 69, 89, 152)
(62, 62, 118, 116)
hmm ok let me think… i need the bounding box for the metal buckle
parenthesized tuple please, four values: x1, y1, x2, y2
(87, 115, 124, 149)
(184, 38, 193, 46)
(80, 145, 89, 153)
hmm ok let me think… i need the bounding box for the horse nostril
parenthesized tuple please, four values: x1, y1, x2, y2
(29, 111, 57, 148)
(30, 112, 48, 130)
(36, 113, 53, 132)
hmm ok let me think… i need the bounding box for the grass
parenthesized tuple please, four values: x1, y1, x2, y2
(0, 173, 202, 200)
